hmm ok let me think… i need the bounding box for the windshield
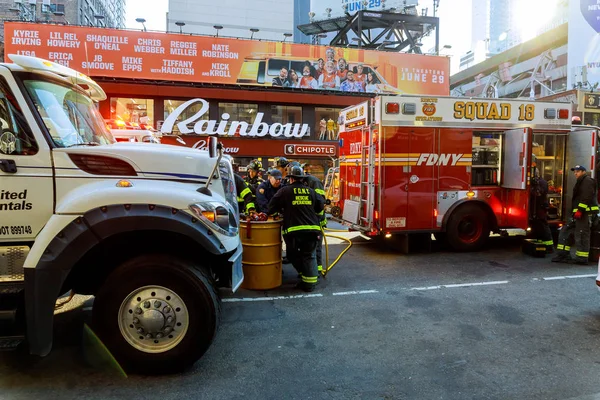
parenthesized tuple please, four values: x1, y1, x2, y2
(23, 78, 114, 147)
(218, 159, 238, 217)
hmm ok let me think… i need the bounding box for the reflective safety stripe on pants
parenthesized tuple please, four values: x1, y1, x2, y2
(557, 217, 591, 259)
(302, 275, 318, 284)
(283, 232, 319, 288)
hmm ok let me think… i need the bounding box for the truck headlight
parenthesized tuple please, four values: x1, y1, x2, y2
(189, 201, 238, 236)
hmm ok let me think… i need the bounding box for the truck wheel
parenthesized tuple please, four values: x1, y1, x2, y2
(92, 254, 220, 374)
(446, 205, 490, 251)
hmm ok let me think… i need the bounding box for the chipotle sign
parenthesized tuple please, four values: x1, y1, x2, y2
(161, 135, 338, 157)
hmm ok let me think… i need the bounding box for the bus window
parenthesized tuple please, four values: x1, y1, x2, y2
(257, 61, 266, 84)
(267, 59, 290, 76)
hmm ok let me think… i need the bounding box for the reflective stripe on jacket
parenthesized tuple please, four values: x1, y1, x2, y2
(267, 181, 325, 235)
(572, 174, 596, 213)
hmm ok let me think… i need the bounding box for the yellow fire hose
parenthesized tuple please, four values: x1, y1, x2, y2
(321, 226, 353, 278)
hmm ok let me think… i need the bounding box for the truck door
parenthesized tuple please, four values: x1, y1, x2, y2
(501, 127, 531, 229)
(565, 128, 597, 213)
(407, 127, 435, 230)
(0, 69, 54, 242)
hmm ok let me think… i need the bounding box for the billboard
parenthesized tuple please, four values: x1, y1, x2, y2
(4, 22, 449, 96)
(568, 0, 600, 88)
(310, 0, 418, 18)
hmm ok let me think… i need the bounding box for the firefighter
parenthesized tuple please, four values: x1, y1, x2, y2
(234, 173, 256, 216)
(552, 165, 598, 264)
(245, 159, 264, 195)
(256, 169, 282, 213)
(530, 159, 554, 250)
(273, 157, 291, 186)
(286, 161, 328, 274)
(267, 164, 325, 292)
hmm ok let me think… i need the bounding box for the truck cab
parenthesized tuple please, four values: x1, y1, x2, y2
(0, 55, 243, 374)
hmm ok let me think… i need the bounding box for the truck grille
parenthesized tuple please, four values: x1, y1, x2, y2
(0, 246, 29, 282)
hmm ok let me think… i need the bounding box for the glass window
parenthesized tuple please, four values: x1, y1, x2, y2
(315, 107, 342, 141)
(257, 61, 266, 84)
(0, 78, 38, 156)
(219, 102, 258, 124)
(24, 78, 113, 148)
(271, 105, 302, 125)
(110, 98, 154, 129)
(584, 112, 600, 127)
(532, 133, 566, 220)
(267, 59, 289, 76)
(164, 99, 208, 134)
(471, 132, 502, 186)
(300, 160, 328, 182)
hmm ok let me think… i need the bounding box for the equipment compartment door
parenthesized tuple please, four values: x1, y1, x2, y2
(380, 126, 409, 231)
(566, 128, 597, 213)
(407, 128, 436, 230)
(501, 127, 531, 229)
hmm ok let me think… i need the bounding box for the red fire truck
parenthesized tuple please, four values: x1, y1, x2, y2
(336, 95, 599, 251)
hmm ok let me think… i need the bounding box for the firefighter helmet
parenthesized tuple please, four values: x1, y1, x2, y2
(248, 159, 262, 171)
(273, 157, 290, 168)
(288, 165, 306, 179)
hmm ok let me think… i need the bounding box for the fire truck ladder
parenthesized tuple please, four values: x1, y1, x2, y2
(358, 127, 375, 229)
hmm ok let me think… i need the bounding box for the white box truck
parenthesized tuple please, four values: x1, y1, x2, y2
(0, 55, 243, 374)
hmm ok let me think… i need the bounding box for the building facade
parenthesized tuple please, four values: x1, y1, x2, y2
(79, 0, 125, 28)
(166, 0, 295, 41)
(457, 0, 489, 71)
(293, 0, 310, 44)
(450, 24, 568, 100)
(0, 0, 124, 27)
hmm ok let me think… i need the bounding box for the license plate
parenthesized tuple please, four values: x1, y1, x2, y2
(229, 243, 244, 293)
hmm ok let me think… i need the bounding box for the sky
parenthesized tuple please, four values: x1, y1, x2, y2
(123, 0, 558, 74)
(125, 0, 168, 32)
(124, 0, 467, 70)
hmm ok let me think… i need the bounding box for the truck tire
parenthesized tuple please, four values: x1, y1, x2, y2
(446, 204, 490, 252)
(92, 254, 221, 374)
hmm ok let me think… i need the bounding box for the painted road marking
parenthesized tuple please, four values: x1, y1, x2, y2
(332, 290, 379, 296)
(542, 274, 597, 281)
(223, 293, 323, 303)
(222, 275, 597, 303)
(411, 280, 509, 291)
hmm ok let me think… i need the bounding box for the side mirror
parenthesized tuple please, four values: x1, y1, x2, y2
(208, 136, 217, 158)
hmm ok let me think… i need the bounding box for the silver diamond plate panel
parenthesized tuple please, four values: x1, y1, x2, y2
(0, 246, 29, 282)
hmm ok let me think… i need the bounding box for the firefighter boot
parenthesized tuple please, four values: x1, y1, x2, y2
(551, 253, 572, 263)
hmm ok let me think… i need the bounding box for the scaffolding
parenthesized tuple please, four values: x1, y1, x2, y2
(298, 9, 439, 54)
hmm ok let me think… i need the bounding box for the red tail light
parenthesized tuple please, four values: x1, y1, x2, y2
(69, 154, 137, 176)
(558, 109, 570, 119)
(386, 102, 400, 114)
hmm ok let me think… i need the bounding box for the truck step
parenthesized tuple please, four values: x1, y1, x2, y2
(0, 282, 24, 295)
(0, 336, 24, 351)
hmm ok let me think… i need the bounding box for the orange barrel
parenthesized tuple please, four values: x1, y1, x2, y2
(239, 218, 283, 290)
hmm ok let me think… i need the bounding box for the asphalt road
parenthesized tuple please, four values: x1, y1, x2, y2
(3, 232, 600, 400)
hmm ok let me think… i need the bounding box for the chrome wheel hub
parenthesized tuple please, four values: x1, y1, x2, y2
(118, 286, 189, 353)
